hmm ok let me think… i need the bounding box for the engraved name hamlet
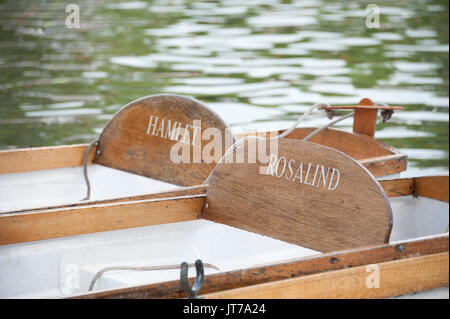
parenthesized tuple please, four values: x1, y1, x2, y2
(266, 154, 341, 191)
(146, 115, 201, 145)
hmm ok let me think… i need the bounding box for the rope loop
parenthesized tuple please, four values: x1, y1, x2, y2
(81, 140, 99, 201)
(88, 261, 219, 292)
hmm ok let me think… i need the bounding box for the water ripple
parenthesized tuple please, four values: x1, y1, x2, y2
(0, 0, 447, 173)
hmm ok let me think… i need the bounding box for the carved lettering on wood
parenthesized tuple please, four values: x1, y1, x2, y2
(204, 139, 393, 252)
(95, 94, 230, 186)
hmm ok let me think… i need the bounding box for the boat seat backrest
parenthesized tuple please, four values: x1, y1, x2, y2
(94, 94, 232, 186)
(204, 139, 393, 252)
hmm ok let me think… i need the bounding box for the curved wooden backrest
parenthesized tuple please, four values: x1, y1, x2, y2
(204, 139, 393, 252)
(95, 94, 232, 186)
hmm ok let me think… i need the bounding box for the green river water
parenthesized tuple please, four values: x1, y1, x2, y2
(0, 0, 448, 176)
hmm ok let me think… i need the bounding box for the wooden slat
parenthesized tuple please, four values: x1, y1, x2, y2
(204, 252, 449, 299)
(416, 175, 449, 203)
(319, 105, 403, 111)
(0, 196, 205, 245)
(379, 178, 415, 197)
(379, 176, 449, 203)
(360, 153, 407, 177)
(6, 184, 208, 214)
(278, 128, 392, 160)
(70, 234, 448, 299)
(0, 144, 93, 174)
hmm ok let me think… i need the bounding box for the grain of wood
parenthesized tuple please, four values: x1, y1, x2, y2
(0, 144, 94, 174)
(1, 126, 407, 179)
(70, 234, 448, 299)
(204, 252, 449, 299)
(0, 196, 205, 245)
(0, 126, 407, 179)
(95, 94, 231, 186)
(416, 175, 449, 203)
(2, 176, 446, 245)
(379, 178, 415, 198)
(352, 98, 379, 137)
(379, 176, 449, 203)
(281, 127, 392, 160)
(205, 139, 393, 252)
(6, 184, 208, 214)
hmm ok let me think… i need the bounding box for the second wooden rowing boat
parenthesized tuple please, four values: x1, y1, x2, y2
(0, 95, 405, 214)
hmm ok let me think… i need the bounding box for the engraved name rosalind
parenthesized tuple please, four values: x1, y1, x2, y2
(146, 115, 201, 145)
(266, 154, 341, 190)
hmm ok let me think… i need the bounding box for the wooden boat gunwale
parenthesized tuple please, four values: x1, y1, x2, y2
(68, 233, 449, 299)
(0, 174, 447, 298)
(64, 176, 447, 300)
(0, 126, 407, 214)
(0, 126, 406, 176)
(0, 96, 408, 215)
(277, 126, 407, 177)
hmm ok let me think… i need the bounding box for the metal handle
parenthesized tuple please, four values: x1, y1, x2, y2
(180, 259, 204, 299)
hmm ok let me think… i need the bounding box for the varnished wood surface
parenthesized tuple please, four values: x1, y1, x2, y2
(280, 127, 392, 160)
(95, 94, 231, 186)
(4, 184, 208, 214)
(204, 252, 449, 299)
(0, 176, 446, 246)
(0, 128, 407, 178)
(415, 175, 449, 203)
(379, 178, 415, 198)
(205, 139, 393, 252)
(278, 127, 408, 177)
(319, 105, 403, 111)
(352, 98, 379, 137)
(71, 234, 448, 299)
(379, 176, 449, 203)
(0, 144, 95, 175)
(359, 153, 407, 177)
(0, 195, 205, 245)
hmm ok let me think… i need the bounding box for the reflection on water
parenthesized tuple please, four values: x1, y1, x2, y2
(0, 0, 448, 176)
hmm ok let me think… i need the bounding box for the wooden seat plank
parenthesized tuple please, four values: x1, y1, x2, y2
(204, 139, 393, 252)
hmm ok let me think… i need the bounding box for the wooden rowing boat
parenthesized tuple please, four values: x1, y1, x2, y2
(0, 95, 405, 214)
(0, 139, 446, 299)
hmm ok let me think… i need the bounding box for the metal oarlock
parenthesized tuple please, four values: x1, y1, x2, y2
(180, 259, 205, 299)
(376, 102, 394, 123)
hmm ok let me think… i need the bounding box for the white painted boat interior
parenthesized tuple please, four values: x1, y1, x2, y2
(389, 196, 449, 242)
(0, 219, 319, 298)
(0, 164, 180, 213)
(390, 286, 449, 299)
(0, 195, 447, 299)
